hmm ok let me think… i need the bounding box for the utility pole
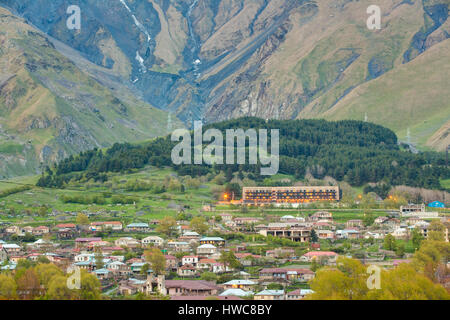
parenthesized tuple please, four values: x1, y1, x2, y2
(167, 113, 172, 132)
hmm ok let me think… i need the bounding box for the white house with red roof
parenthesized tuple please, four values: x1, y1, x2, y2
(182, 255, 199, 267)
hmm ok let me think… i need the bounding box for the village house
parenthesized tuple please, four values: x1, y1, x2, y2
(127, 258, 144, 265)
(336, 229, 360, 239)
(196, 244, 217, 256)
(235, 253, 260, 266)
(312, 221, 334, 230)
(130, 262, 147, 274)
(280, 215, 304, 222)
(400, 204, 426, 215)
(2, 243, 21, 255)
(317, 229, 335, 240)
(74, 259, 96, 271)
(177, 264, 198, 277)
(75, 237, 102, 249)
(118, 278, 147, 295)
(224, 220, 237, 228)
(259, 224, 311, 242)
(391, 227, 409, 239)
(55, 223, 77, 231)
(309, 211, 333, 222)
(23, 226, 33, 234)
(27, 253, 43, 262)
(220, 289, 254, 298)
(42, 253, 67, 264)
(212, 262, 232, 274)
(382, 218, 401, 230)
(28, 239, 54, 250)
(107, 261, 131, 276)
(259, 268, 315, 282)
(199, 237, 225, 247)
(400, 204, 439, 218)
(5, 226, 23, 236)
(75, 253, 95, 262)
(254, 290, 285, 300)
(161, 279, 219, 296)
(90, 240, 111, 249)
(254, 224, 267, 232)
(141, 236, 164, 247)
(219, 213, 233, 222)
(32, 226, 50, 236)
(419, 224, 437, 240)
(182, 255, 199, 267)
(125, 223, 150, 232)
(101, 246, 125, 255)
(346, 219, 364, 228)
(233, 217, 262, 227)
(222, 279, 257, 291)
(177, 225, 190, 234)
(93, 268, 112, 280)
(405, 217, 424, 225)
(90, 221, 123, 232)
(9, 256, 27, 264)
(105, 255, 125, 263)
(114, 237, 140, 248)
(202, 204, 216, 212)
(364, 231, 385, 240)
(374, 216, 388, 224)
(179, 231, 200, 242)
(166, 241, 191, 252)
(165, 255, 178, 271)
(286, 289, 314, 300)
(301, 251, 338, 264)
(57, 228, 75, 240)
(198, 258, 217, 270)
(266, 248, 295, 259)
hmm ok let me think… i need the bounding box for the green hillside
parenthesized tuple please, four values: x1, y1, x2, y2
(36, 117, 449, 191)
(318, 39, 450, 151)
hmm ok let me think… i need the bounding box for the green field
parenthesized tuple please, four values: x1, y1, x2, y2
(1, 165, 448, 228)
(441, 179, 450, 190)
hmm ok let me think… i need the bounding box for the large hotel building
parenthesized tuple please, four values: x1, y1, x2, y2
(242, 186, 340, 204)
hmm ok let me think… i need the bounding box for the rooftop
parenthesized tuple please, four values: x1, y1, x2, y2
(220, 289, 254, 297)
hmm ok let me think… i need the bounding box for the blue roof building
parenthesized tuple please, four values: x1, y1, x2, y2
(428, 201, 445, 208)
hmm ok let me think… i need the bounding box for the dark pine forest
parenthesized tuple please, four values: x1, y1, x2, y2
(37, 117, 449, 191)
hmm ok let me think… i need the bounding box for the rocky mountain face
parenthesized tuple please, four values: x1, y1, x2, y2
(0, 7, 180, 178)
(0, 0, 449, 160)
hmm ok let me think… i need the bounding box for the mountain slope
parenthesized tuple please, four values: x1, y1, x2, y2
(313, 38, 450, 151)
(0, 0, 448, 151)
(0, 7, 181, 178)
